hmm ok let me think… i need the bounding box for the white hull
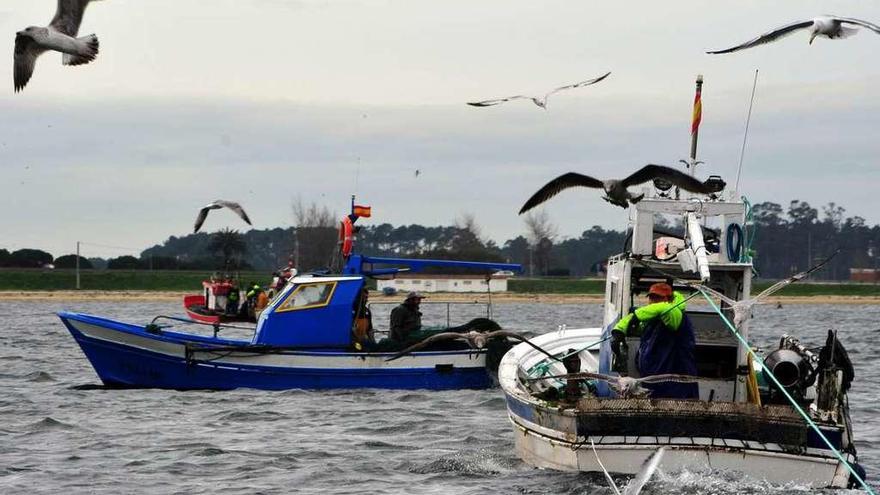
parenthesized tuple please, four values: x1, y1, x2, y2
(499, 329, 855, 488)
(511, 419, 851, 487)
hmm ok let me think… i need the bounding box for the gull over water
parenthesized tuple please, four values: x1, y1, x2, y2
(467, 72, 611, 109)
(14, 0, 102, 92)
(519, 164, 724, 213)
(193, 200, 253, 234)
(707, 15, 880, 54)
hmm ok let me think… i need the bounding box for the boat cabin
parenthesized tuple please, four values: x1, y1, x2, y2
(599, 197, 752, 402)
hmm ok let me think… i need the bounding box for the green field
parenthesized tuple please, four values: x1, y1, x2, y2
(1, 269, 880, 296)
(0, 269, 269, 291)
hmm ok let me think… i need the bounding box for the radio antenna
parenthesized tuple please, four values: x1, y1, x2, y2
(735, 69, 759, 197)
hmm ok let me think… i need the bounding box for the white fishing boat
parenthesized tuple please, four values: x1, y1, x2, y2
(498, 78, 870, 491)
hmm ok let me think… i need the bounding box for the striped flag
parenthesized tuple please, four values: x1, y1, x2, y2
(691, 83, 702, 135)
(352, 204, 372, 218)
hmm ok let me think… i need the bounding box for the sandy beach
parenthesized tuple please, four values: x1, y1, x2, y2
(2, 290, 880, 305)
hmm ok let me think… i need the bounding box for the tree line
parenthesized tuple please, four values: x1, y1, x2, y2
(3, 199, 878, 280)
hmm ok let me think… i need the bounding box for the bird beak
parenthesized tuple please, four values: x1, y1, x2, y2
(809, 33, 817, 45)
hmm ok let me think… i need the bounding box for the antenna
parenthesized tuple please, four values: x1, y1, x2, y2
(735, 69, 759, 197)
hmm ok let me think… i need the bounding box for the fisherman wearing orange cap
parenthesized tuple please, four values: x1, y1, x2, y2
(611, 282, 698, 399)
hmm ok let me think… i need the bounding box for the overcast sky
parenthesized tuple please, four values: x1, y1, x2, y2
(2, 0, 879, 258)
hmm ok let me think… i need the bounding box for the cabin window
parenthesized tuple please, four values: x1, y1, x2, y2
(463, 280, 472, 285)
(412, 280, 422, 285)
(276, 281, 337, 312)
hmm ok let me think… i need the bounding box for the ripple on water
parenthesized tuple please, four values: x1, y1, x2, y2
(410, 449, 519, 476)
(26, 417, 75, 432)
(214, 410, 289, 422)
(24, 370, 55, 382)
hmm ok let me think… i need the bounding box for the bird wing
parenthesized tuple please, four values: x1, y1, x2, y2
(624, 448, 665, 495)
(752, 250, 838, 302)
(688, 283, 738, 307)
(50, 0, 95, 37)
(466, 95, 531, 107)
(621, 164, 714, 194)
(544, 71, 612, 99)
(384, 332, 467, 362)
(13, 35, 46, 93)
(484, 330, 559, 360)
(706, 20, 815, 54)
(519, 172, 605, 214)
(193, 207, 210, 233)
(214, 200, 253, 226)
(528, 371, 618, 383)
(837, 17, 880, 35)
(636, 373, 700, 384)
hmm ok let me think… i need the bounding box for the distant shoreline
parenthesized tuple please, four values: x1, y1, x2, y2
(3, 290, 880, 305)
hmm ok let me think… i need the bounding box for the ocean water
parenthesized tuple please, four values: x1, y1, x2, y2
(0, 299, 877, 494)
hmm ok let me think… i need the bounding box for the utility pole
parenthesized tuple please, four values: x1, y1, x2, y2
(75, 241, 81, 290)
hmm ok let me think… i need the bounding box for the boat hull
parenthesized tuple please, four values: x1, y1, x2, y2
(510, 418, 851, 487)
(499, 330, 856, 488)
(60, 312, 494, 390)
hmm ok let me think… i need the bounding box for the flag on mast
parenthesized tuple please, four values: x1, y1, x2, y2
(691, 77, 703, 136)
(352, 205, 372, 218)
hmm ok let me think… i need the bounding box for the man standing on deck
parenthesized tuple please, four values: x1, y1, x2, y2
(389, 291, 424, 343)
(611, 282, 699, 399)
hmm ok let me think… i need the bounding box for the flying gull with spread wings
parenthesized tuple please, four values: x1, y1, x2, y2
(467, 72, 611, 109)
(193, 200, 253, 233)
(707, 15, 880, 54)
(519, 164, 724, 213)
(385, 330, 557, 362)
(688, 251, 838, 328)
(530, 371, 700, 398)
(14, 0, 103, 92)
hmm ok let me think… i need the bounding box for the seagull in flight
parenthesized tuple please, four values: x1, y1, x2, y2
(193, 200, 253, 233)
(385, 330, 557, 362)
(530, 371, 700, 398)
(689, 251, 838, 328)
(519, 164, 725, 213)
(707, 15, 880, 54)
(14, 0, 102, 92)
(467, 72, 611, 109)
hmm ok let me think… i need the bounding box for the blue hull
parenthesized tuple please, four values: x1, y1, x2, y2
(59, 312, 493, 391)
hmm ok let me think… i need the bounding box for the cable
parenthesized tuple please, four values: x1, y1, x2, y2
(735, 69, 759, 196)
(697, 289, 873, 494)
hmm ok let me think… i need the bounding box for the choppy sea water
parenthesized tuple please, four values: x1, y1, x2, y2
(0, 299, 878, 494)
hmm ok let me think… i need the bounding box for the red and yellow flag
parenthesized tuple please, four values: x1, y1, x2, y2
(352, 205, 372, 218)
(691, 85, 702, 135)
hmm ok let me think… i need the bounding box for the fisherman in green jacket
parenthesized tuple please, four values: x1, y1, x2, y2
(611, 282, 698, 398)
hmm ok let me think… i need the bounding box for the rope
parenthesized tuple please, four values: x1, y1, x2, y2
(525, 335, 611, 387)
(696, 288, 873, 494)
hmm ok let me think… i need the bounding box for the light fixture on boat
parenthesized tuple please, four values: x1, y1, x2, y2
(652, 177, 673, 196)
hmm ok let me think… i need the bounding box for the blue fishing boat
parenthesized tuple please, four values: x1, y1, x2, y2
(59, 252, 522, 390)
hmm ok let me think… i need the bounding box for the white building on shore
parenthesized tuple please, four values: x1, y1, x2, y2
(376, 274, 510, 293)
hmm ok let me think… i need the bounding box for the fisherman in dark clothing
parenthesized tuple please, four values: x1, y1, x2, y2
(611, 282, 698, 399)
(389, 291, 424, 342)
